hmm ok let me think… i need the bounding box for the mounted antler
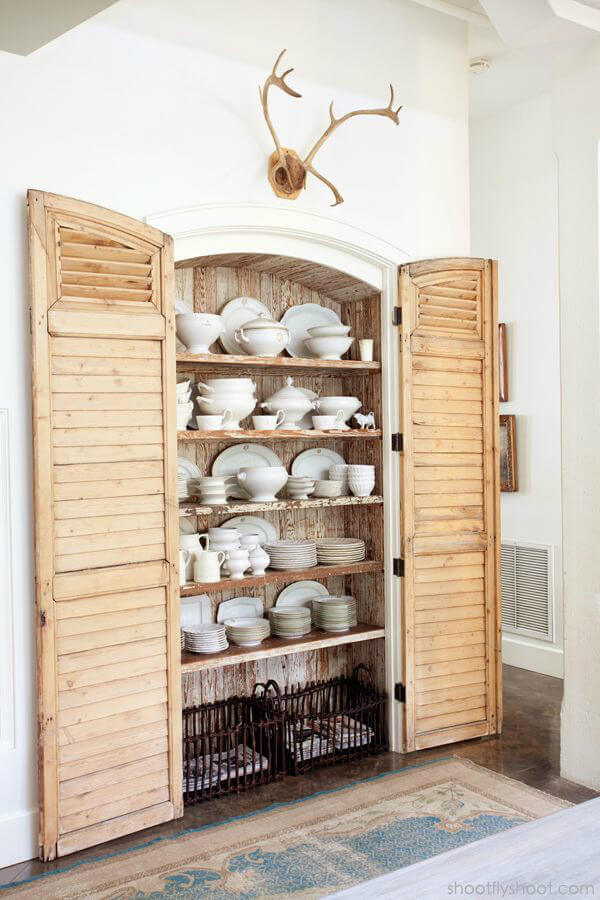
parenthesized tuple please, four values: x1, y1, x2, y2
(259, 50, 402, 206)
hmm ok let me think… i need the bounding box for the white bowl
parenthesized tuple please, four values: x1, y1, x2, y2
(236, 466, 288, 502)
(304, 336, 354, 360)
(197, 391, 255, 429)
(176, 313, 224, 354)
(234, 323, 290, 358)
(316, 396, 362, 424)
(307, 325, 352, 338)
(199, 377, 256, 393)
(177, 391, 192, 404)
(348, 480, 375, 498)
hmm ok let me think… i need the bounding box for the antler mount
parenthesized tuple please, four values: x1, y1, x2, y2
(260, 49, 402, 207)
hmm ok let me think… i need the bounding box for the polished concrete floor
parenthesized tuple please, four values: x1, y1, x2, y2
(1, 664, 597, 888)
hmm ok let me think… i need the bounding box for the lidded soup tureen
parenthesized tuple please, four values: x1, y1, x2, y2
(234, 315, 290, 358)
(261, 377, 317, 430)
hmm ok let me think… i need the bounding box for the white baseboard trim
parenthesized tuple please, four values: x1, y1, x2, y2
(0, 808, 37, 869)
(502, 634, 564, 678)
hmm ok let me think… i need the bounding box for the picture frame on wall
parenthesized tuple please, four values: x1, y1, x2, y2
(499, 323, 508, 402)
(500, 414, 518, 492)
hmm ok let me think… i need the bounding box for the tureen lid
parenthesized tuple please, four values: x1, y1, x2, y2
(266, 376, 309, 401)
(242, 315, 288, 332)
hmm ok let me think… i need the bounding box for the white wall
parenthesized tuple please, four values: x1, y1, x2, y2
(554, 45, 600, 791)
(0, 0, 471, 865)
(470, 92, 564, 678)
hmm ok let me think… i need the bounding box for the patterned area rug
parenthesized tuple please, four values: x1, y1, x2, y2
(3, 758, 569, 898)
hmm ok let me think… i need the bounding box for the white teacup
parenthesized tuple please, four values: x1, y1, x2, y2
(312, 411, 345, 431)
(252, 410, 285, 431)
(196, 409, 233, 431)
(193, 550, 225, 583)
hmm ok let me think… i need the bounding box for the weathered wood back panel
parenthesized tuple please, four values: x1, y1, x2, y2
(29, 191, 182, 860)
(400, 258, 501, 751)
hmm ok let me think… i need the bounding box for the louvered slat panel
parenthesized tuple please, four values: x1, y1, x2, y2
(501, 542, 552, 639)
(29, 191, 181, 862)
(400, 258, 501, 752)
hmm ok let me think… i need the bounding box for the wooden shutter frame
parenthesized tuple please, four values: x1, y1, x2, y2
(400, 258, 502, 752)
(29, 191, 182, 860)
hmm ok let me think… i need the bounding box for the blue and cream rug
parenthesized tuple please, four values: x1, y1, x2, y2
(3, 758, 569, 898)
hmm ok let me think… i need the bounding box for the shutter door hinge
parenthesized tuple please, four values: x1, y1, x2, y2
(392, 306, 402, 326)
(393, 557, 405, 577)
(391, 432, 403, 452)
(394, 682, 406, 703)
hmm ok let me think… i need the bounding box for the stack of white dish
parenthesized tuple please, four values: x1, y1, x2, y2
(269, 606, 312, 639)
(206, 527, 240, 568)
(197, 476, 229, 506)
(286, 476, 315, 500)
(304, 324, 354, 361)
(183, 624, 228, 654)
(329, 464, 350, 496)
(176, 311, 224, 355)
(178, 457, 201, 501)
(176, 378, 194, 430)
(312, 596, 357, 632)
(196, 377, 257, 430)
(180, 629, 185, 650)
(315, 538, 366, 565)
(264, 540, 318, 570)
(347, 464, 376, 497)
(313, 479, 343, 499)
(224, 617, 270, 647)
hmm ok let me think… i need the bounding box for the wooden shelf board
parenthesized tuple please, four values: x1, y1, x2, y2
(180, 559, 383, 596)
(176, 352, 380, 375)
(179, 495, 383, 517)
(178, 429, 382, 442)
(180, 624, 385, 672)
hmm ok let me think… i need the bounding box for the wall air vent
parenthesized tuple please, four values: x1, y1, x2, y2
(501, 542, 553, 642)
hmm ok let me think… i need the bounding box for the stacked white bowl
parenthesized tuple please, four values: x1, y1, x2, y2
(329, 464, 350, 496)
(176, 378, 194, 430)
(196, 377, 257, 430)
(269, 606, 312, 639)
(207, 527, 240, 570)
(312, 596, 357, 632)
(196, 476, 228, 505)
(225, 617, 270, 647)
(347, 464, 376, 497)
(313, 480, 343, 499)
(304, 324, 354, 361)
(286, 476, 315, 500)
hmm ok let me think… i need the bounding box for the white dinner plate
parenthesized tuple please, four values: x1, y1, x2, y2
(219, 296, 272, 356)
(212, 444, 283, 499)
(180, 594, 212, 627)
(276, 580, 330, 608)
(222, 515, 278, 544)
(280, 304, 342, 358)
(217, 597, 264, 623)
(291, 448, 345, 481)
(178, 456, 201, 479)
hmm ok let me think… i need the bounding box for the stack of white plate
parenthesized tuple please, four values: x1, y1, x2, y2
(313, 479, 343, 498)
(315, 538, 366, 565)
(312, 596, 357, 632)
(264, 540, 318, 570)
(183, 624, 228, 654)
(180, 628, 185, 650)
(224, 617, 270, 647)
(269, 606, 312, 639)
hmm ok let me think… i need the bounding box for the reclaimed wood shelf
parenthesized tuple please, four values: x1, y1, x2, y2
(179, 495, 383, 517)
(178, 428, 382, 441)
(176, 351, 380, 376)
(180, 559, 383, 596)
(180, 623, 385, 672)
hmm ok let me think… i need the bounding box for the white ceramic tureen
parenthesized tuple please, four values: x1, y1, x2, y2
(261, 377, 318, 430)
(234, 315, 290, 358)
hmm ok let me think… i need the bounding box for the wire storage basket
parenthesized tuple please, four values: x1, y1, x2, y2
(182, 684, 285, 805)
(255, 666, 387, 775)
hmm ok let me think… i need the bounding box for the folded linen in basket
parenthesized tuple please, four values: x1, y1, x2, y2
(285, 722, 334, 761)
(183, 743, 269, 791)
(315, 715, 374, 749)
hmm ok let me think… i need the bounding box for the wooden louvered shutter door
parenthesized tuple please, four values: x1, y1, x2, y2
(400, 258, 501, 751)
(28, 191, 182, 860)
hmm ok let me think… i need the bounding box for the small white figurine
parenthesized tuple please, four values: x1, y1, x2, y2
(353, 411, 376, 430)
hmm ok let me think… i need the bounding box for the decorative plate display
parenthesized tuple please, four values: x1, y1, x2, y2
(280, 303, 342, 358)
(291, 447, 345, 481)
(219, 296, 272, 356)
(222, 515, 279, 544)
(276, 580, 330, 608)
(212, 444, 283, 500)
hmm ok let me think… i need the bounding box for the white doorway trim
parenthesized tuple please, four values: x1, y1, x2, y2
(147, 202, 408, 751)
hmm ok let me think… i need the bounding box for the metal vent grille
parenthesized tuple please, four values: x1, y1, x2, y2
(501, 542, 553, 641)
